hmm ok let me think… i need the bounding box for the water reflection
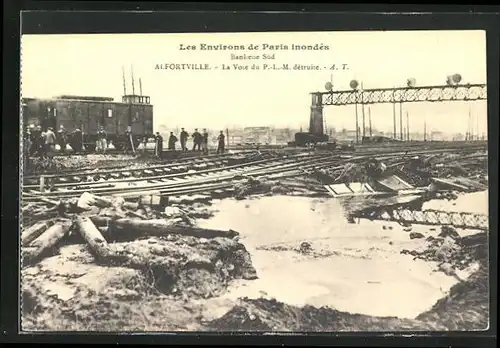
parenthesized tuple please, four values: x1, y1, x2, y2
(198, 193, 488, 318)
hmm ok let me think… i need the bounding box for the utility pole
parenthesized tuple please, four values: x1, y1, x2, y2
(466, 105, 472, 141)
(368, 106, 372, 137)
(361, 83, 366, 140)
(355, 96, 359, 144)
(131, 65, 135, 95)
(476, 113, 479, 141)
(424, 119, 427, 141)
(406, 111, 410, 141)
(399, 102, 403, 141)
(122, 67, 127, 95)
(392, 89, 397, 139)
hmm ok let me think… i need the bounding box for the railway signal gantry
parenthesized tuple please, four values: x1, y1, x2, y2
(308, 83, 487, 141)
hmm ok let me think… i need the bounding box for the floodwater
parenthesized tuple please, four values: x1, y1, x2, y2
(198, 191, 488, 320)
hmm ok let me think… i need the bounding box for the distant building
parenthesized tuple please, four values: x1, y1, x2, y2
(430, 131, 447, 141)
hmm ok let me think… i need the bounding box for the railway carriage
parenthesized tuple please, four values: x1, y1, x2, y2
(22, 94, 154, 151)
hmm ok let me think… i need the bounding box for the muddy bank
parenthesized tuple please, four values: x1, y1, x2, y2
(207, 297, 447, 331)
(21, 192, 257, 331)
(206, 227, 489, 332)
(22, 232, 256, 331)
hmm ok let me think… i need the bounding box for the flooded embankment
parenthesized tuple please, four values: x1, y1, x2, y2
(198, 191, 489, 330)
(20, 185, 489, 332)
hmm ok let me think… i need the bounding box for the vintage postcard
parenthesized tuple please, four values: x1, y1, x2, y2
(20, 29, 489, 332)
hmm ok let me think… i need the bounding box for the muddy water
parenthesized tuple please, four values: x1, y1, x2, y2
(423, 190, 489, 215)
(198, 192, 487, 320)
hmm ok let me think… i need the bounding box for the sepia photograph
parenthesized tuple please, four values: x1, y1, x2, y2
(19, 29, 489, 333)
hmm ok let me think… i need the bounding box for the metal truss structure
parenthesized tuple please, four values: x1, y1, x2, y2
(314, 84, 487, 106)
(354, 208, 488, 230)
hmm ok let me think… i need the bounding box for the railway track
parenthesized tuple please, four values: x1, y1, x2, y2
(23, 150, 270, 183)
(22, 143, 487, 201)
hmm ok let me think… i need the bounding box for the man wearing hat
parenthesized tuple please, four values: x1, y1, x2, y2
(28, 124, 37, 156)
(57, 125, 68, 153)
(70, 128, 83, 153)
(96, 126, 108, 154)
(44, 127, 57, 158)
(23, 126, 33, 169)
(31, 125, 44, 157)
(154, 131, 164, 157)
(124, 125, 136, 155)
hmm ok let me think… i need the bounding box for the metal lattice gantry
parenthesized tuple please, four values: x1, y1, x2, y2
(354, 208, 489, 230)
(315, 84, 487, 106)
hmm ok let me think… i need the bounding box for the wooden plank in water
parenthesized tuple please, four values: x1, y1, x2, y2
(431, 177, 470, 191)
(325, 182, 388, 198)
(376, 175, 414, 192)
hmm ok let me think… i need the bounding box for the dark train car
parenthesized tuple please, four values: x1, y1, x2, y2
(22, 94, 153, 151)
(294, 132, 329, 146)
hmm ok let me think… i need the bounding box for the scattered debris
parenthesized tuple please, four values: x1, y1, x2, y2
(207, 297, 447, 331)
(20, 148, 489, 332)
(401, 226, 487, 273)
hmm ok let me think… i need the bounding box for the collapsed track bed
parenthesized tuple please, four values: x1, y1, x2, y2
(23, 144, 487, 202)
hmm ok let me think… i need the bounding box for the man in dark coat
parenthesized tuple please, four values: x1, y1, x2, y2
(217, 130, 225, 154)
(154, 132, 164, 157)
(34, 125, 45, 157)
(29, 125, 39, 156)
(124, 125, 136, 155)
(96, 127, 108, 153)
(202, 128, 209, 155)
(44, 127, 57, 158)
(69, 128, 83, 153)
(23, 126, 32, 170)
(192, 128, 202, 151)
(57, 125, 68, 153)
(179, 128, 188, 151)
(168, 132, 178, 151)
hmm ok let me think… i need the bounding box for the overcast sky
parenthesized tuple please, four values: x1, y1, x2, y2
(21, 30, 487, 135)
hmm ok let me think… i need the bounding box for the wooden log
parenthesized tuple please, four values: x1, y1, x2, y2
(75, 216, 114, 260)
(21, 220, 55, 246)
(126, 210, 148, 220)
(39, 197, 61, 206)
(22, 220, 73, 264)
(122, 201, 139, 210)
(110, 218, 239, 239)
(77, 192, 113, 210)
(90, 215, 113, 226)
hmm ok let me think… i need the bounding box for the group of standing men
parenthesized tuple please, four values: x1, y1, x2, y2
(24, 124, 228, 161)
(155, 128, 226, 156)
(24, 124, 85, 159)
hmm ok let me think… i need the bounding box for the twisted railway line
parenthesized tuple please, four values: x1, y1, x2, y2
(22, 143, 487, 202)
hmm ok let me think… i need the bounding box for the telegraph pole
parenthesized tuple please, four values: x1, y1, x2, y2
(131, 65, 135, 95)
(122, 67, 127, 95)
(406, 111, 410, 141)
(475, 113, 479, 141)
(399, 102, 403, 141)
(392, 89, 397, 139)
(368, 106, 372, 137)
(361, 83, 366, 140)
(355, 98, 359, 144)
